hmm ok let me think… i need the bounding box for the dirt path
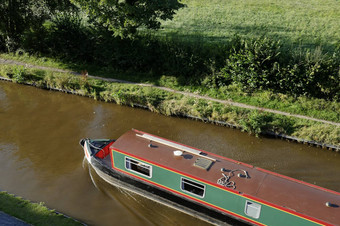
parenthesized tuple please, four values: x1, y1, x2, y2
(0, 211, 29, 226)
(1, 58, 339, 126)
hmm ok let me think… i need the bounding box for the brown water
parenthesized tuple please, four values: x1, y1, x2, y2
(0, 81, 339, 225)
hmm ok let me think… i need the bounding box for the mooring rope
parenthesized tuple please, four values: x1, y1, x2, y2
(217, 169, 249, 189)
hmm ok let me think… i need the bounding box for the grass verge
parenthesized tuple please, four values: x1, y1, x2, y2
(0, 191, 83, 226)
(0, 64, 339, 147)
(1, 53, 339, 123)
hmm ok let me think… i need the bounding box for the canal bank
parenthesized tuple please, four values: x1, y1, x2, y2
(0, 191, 83, 226)
(0, 62, 339, 151)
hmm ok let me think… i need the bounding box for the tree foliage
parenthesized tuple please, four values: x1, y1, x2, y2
(0, 0, 74, 51)
(71, 0, 185, 38)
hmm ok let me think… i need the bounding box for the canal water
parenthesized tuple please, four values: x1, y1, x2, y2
(0, 81, 339, 225)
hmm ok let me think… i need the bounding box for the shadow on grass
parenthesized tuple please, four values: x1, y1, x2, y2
(157, 27, 338, 53)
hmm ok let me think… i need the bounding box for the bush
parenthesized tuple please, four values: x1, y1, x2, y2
(218, 37, 281, 92)
(90, 35, 224, 80)
(47, 12, 93, 62)
(214, 38, 339, 100)
(22, 26, 50, 54)
(278, 49, 340, 100)
(240, 111, 274, 135)
(0, 35, 5, 52)
(12, 66, 27, 83)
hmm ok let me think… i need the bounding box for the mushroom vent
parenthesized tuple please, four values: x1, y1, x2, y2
(173, 150, 183, 156)
(194, 157, 213, 170)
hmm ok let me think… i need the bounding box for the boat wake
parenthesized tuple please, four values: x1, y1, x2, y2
(82, 159, 220, 225)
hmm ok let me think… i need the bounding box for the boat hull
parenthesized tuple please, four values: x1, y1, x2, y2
(88, 153, 248, 226)
(80, 130, 340, 226)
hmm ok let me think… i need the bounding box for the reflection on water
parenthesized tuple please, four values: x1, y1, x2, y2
(85, 160, 210, 226)
(0, 81, 339, 225)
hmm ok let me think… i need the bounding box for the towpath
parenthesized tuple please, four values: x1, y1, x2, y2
(0, 211, 30, 226)
(1, 58, 339, 126)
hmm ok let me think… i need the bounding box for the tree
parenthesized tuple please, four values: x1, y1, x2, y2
(0, 0, 74, 51)
(71, 0, 185, 38)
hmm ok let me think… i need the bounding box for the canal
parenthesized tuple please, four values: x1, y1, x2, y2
(0, 81, 339, 225)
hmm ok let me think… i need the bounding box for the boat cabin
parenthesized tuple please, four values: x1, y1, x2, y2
(92, 129, 340, 225)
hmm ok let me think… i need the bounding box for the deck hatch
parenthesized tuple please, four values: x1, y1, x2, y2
(194, 157, 213, 170)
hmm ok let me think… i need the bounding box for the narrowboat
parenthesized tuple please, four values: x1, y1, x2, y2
(80, 129, 340, 225)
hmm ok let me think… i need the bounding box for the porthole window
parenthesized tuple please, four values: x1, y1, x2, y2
(125, 157, 152, 178)
(245, 200, 261, 219)
(181, 178, 205, 198)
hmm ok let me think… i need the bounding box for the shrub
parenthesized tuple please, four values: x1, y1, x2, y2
(275, 48, 340, 100)
(12, 66, 27, 83)
(240, 111, 274, 135)
(47, 12, 93, 62)
(215, 38, 339, 100)
(218, 38, 281, 93)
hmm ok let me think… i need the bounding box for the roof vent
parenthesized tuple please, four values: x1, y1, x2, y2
(173, 150, 183, 156)
(194, 157, 213, 170)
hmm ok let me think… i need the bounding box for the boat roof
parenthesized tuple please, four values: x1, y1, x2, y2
(110, 129, 340, 225)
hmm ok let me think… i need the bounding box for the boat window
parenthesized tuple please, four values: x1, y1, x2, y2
(125, 157, 152, 178)
(244, 200, 261, 219)
(181, 178, 205, 198)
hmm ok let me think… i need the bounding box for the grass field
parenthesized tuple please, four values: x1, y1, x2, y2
(156, 0, 340, 51)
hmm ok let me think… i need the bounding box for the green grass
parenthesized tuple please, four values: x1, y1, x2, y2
(198, 85, 340, 122)
(0, 52, 69, 70)
(0, 191, 83, 226)
(0, 52, 155, 83)
(156, 0, 340, 51)
(157, 76, 340, 123)
(1, 55, 339, 123)
(1, 64, 339, 147)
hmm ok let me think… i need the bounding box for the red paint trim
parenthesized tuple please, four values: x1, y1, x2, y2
(133, 129, 339, 195)
(112, 161, 264, 226)
(134, 129, 254, 168)
(114, 148, 239, 195)
(242, 193, 331, 226)
(112, 148, 332, 226)
(111, 149, 115, 168)
(95, 141, 115, 159)
(256, 167, 340, 196)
